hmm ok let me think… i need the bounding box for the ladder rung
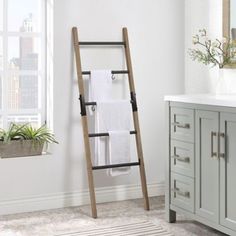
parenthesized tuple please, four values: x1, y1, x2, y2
(82, 70, 129, 75)
(85, 102, 96, 106)
(79, 41, 125, 46)
(92, 161, 140, 170)
(85, 100, 132, 106)
(89, 131, 136, 138)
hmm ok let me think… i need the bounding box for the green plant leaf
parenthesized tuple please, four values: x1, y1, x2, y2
(0, 123, 58, 144)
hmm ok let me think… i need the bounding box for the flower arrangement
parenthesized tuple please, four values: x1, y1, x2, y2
(188, 29, 236, 68)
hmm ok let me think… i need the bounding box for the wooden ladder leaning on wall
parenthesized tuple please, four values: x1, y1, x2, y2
(72, 27, 150, 218)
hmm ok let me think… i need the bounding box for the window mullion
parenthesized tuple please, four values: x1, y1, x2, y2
(6, 32, 42, 37)
(40, 0, 46, 126)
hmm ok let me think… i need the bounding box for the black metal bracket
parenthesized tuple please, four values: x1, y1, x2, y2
(79, 95, 87, 116)
(130, 92, 138, 112)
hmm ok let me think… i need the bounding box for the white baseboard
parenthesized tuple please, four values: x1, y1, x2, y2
(0, 182, 164, 216)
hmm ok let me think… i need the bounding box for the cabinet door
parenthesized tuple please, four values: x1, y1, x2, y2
(195, 110, 219, 223)
(220, 112, 236, 231)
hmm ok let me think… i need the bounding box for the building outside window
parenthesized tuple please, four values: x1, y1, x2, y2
(0, 0, 46, 128)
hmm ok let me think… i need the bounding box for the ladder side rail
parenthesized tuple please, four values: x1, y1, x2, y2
(72, 27, 97, 218)
(122, 27, 150, 211)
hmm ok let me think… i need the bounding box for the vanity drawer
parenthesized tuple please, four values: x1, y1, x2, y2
(171, 140, 194, 178)
(171, 107, 194, 143)
(171, 173, 194, 213)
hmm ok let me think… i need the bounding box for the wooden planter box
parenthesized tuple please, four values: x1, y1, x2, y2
(0, 140, 44, 158)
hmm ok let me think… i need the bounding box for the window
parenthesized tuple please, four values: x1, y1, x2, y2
(0, 0, 46, 128)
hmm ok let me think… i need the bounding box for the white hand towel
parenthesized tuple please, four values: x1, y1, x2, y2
(88, 70, 112, 165)
(96, 100, 131, 176)
(108, 130, 130, 176)
(89, 70, 112, 104)
(96, 100, 131, 130)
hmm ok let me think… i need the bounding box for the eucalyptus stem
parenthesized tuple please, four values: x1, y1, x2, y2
(189, 29, 236, 68)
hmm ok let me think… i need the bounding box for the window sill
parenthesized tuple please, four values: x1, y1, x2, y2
(0, 152, 52, 160)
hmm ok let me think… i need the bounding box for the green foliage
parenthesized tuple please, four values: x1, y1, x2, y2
(0, 123, 58, 144)
(189, 29, 236, 68)
(0, 123, 26, 142)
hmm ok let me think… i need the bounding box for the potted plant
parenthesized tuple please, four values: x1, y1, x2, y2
(0, 123, 58, 158)
(189, 29, 236, 94)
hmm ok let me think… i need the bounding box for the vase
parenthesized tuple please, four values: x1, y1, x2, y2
(215, 68, 236, 94)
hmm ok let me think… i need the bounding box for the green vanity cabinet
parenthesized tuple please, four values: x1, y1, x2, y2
(196, 110, 236, 230)
(220, 113, 236, 231)
(195, 110, 219, 223)
(165, 95, 236, 236)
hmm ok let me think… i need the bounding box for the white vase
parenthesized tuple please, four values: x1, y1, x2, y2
(215, 68, 236, 94)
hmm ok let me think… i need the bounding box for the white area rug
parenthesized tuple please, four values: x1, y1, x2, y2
(55, 221, 173, 236)
(0, 197, 224, 236)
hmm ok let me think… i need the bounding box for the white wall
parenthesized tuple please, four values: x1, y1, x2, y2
(185, 0, 222, 93)
(0, 0, 185, 215)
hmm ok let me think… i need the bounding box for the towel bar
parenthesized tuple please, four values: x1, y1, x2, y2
(82, 70, 129, 75)
(79, 95, 137, 116)
(79, 41, 125, 46)
(84, 100, 132, 106)
(85, 102, 97, 106)
(83, 92, 137, 112)
(89, 131, 137, 138)
(92, 161, 140, 170)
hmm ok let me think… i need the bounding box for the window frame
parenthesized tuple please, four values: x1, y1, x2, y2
(0, 0, 47, 128)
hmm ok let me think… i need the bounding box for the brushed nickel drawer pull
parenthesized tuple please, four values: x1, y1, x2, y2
(172, 187, 190, 198)
(171, 155, 190, 163)
(219, 132, 225, 158)
(172, 122, 190, 129)
(211, 131, 217, 158)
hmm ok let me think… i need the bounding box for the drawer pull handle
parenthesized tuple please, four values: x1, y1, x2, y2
(211, 131, 217, 158)
(172, 187, 190, 198)
(219, 133, 226, 158)
(172, 122, 190, 129)
(171, 155, 190, 163)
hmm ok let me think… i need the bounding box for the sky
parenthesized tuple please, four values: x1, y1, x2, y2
(0, 0, 42, 61)
(8, 0, 41, 31)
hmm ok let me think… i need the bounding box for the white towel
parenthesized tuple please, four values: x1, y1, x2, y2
(96, 100, 131, 131)
(88, 70, 112, 165)
(96, 100, 131, 176)
(89, 70, 112, 105)
(108, 130, 130, 176)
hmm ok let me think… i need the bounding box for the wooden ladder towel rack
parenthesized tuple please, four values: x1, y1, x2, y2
(72, 27, 150, 218)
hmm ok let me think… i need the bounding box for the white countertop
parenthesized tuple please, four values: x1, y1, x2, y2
(164, 94, 236, 108)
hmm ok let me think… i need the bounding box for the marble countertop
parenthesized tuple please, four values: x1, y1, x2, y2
(164, 94, 236, 108)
